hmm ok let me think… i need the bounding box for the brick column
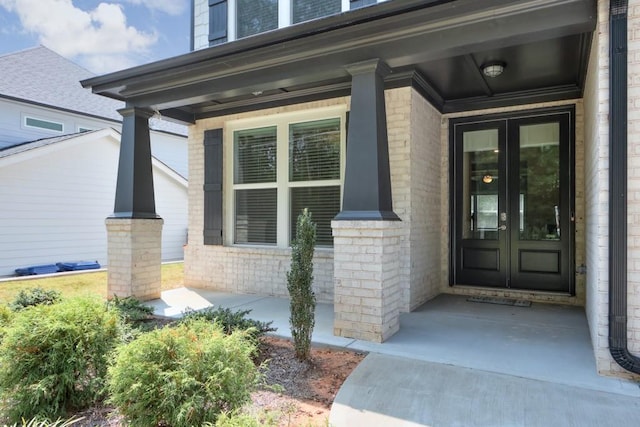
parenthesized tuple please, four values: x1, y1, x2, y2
(106, 218, 163, 301)
(332, 220, 403, 342)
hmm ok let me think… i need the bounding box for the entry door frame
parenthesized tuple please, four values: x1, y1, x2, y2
(449, 105, 576, 294)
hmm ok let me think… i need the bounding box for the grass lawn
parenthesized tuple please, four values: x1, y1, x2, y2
(0, 262, 184, 304)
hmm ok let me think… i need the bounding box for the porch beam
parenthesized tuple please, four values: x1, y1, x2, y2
(335, 59, 399, 221)
(113, 107, 159, 219)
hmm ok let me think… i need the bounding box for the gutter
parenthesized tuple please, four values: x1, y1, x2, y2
(608, 0, 640, 374)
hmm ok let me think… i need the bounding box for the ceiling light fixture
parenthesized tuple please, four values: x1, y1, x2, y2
(481, 61, 506, 78)
(482, 174, 494, 184)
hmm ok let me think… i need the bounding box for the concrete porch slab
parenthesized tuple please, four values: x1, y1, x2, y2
(330, 353, 640, 427)
(148, 288, 640, 425)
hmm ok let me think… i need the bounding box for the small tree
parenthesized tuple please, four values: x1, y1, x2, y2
(287, 208, 317, 360)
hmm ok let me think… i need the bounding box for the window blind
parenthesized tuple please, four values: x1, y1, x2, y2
(289, 118, 340, 182)
(235, 188, 277, 244)
(234, 126, 277, 184)
(292, 0, 341, 24)
(237, 0, 278, 38)
(291, 186, 341, 246)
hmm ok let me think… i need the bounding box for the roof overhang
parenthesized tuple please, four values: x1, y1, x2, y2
(81, 0, 596, 123)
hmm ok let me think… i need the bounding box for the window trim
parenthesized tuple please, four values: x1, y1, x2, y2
(226, 0, 385, 41)
(225, 106, 347, 248)
(23, 115, 64, 133)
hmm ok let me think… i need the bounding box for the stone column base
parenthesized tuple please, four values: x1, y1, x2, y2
(106, 217, 163, 301)
(332, 220, 403, 342)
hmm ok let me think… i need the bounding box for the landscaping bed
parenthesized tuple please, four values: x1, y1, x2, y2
(73, 335, 365, 427)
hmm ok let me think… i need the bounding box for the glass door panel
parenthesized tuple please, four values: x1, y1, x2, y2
(462, 129, 499, 240)
(518, 123, 561, 241)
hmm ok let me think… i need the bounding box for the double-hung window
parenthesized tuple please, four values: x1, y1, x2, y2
(229, 109, 345, 248)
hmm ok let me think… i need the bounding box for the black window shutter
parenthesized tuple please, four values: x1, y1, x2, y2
(209, 0, 228, 46)
(204, 129, 223, 245)
(350, 0, 376, 10)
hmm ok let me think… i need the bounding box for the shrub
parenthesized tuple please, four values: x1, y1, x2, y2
(9, 288, 61, 311)
(0, 305, 12, 342)
(108, 320, 262, 427)
(181, 306, 276, 339)
(204, 409, 279, 427)
(2, 417, 83, 427)
(0, 297, 121, 422)
(107, 295, 154, 323)
(287, 208, 317, 360)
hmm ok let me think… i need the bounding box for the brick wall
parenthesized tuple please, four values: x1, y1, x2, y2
(406, 90, 444, 310)
(106, 218, 163, 301)
(192, 0, 209, 51)
(185, 97, 351, 303)
(185, 88, 435, 307)
(332, 220, 403, 342)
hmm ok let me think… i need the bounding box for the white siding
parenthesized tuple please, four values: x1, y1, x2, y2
(0, 98, 119, 149)
(0, 132, 187, 277)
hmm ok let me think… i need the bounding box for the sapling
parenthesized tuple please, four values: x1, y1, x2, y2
(286, 208, 317, 360)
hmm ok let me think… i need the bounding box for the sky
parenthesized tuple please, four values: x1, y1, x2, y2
(0, 0, 191, 75)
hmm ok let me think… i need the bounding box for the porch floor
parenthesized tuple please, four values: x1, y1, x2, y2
(148, 288, 640, 425)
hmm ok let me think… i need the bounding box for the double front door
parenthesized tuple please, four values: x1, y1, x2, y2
(451, 109, 573, 293)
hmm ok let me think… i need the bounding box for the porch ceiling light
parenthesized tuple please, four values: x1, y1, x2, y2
(482, 174, 493, 184)
(481, 61, 506, 78)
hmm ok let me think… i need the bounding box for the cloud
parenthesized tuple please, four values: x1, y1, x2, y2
(0, 0, 158, 73)
(121, 0, 187, 16)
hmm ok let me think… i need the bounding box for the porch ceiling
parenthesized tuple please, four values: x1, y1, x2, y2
(81, 0, 596, 123)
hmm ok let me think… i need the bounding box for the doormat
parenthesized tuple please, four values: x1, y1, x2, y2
(466, 296, 532, 307)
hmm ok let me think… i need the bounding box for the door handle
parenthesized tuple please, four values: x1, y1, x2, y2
(498, 225, 507, 231)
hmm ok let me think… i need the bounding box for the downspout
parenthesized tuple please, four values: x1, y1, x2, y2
(608, 0, 640, 373)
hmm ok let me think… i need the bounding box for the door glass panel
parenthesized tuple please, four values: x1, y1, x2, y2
(518, 122, 560, 241)
(462, 129, 499, 240)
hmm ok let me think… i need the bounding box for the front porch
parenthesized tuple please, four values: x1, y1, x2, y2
(147, 288, 638, 395)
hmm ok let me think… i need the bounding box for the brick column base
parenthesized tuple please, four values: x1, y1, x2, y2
(106, 218, 163, 301)
(332, 220, 403, 342)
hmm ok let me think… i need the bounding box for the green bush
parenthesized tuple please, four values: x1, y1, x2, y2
(9, 287, 61, 311)
(2, 417, 83, 427)
(107, 295, 154, 323)
(181, 306, 276, 339)
(287, 208, 317, 360)
(212, 412, 278, 427)
(108, 320, 262, 427)
(0, 297, 121, 422)
(0, 305, 12, 342)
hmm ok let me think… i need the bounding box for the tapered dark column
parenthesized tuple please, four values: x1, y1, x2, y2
(335, 59, 399, 221)
(113, 107, 159, 218)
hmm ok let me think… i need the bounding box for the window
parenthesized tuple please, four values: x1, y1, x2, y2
(78, 126, 94, 133)
(292, 0, 341, 24)
(24, 116, 63, 133)
(228, 110, 345, 247)
(237, 0, 278, 39)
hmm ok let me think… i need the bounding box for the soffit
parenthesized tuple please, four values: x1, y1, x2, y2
(82, 0, 596, 122)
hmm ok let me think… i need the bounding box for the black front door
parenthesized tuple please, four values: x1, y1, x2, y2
(451, 109, 574, 293)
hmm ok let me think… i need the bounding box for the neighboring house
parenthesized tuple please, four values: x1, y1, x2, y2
(81, 0, 640, 379)
(0, 46, 188, 276)
(0, 129, 188, 276)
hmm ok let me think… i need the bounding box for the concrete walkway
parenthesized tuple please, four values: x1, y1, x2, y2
(148, 288, 640, 426)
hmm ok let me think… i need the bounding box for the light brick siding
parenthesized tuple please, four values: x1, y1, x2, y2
(186, 97, 351, 303)
(627, 0, 640, 368)
(581, 0, 640, 380)
(406, 90, 444, 310)
(185, 87, 444, 310)
(106, 218, 163, 301)
(332, 220, 403, 342)
(192, 0, 209, 51)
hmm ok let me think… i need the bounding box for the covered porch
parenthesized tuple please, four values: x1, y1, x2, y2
(147, 288, 639, 395)
(80, 0, 640, 379)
